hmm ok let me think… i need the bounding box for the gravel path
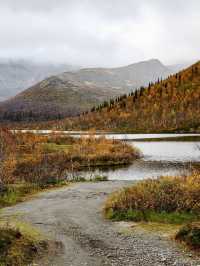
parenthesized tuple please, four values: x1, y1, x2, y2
(2, 181, 200, 266)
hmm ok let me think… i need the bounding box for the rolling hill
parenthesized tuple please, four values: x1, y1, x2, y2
(0, 59, 174, 122)
(0, 76, 119, 121)
(59, 61, 200, 133)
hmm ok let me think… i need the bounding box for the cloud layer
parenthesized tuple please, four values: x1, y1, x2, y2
(0, 0, 199, 67)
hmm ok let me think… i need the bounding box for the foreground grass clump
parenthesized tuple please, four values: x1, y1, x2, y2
(104, 175, 200, 224)
(176, 222, 200, 249)
(0, 225, 49, 266)
(0, 183, 39, 208)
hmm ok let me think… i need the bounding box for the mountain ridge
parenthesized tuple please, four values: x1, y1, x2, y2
(59, 60, 200, 133)
(59, 58, 172, 91)
(0, 58, 177, 122)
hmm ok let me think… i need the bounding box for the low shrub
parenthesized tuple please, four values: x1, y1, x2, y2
(13, 152, 73, 185)
(46, 134, 75, 145)
(69, 136, 141, 165)
(176, 222, 200, 249)
(104, 174, 200, 223)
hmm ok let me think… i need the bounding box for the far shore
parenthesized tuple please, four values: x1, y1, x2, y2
(11, 130, 200, 141)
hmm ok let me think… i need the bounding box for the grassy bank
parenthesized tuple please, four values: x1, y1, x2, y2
(129, 135, 200, 142)
(12, 134, 140, 185)
(0, 181, 68, 209)
(104, 174, 200, 249)
(0, 175, 109, 209)
(104, 174, 200, 223)
(44, 134, 141, 166)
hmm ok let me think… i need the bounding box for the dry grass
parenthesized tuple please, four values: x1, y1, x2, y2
(104, 174, 200, 224)
(1, 130, 140, 185)
(69, 136, 141, 165)
(0, 129, 140, 207)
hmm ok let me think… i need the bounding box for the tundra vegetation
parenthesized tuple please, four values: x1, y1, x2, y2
(0, 128, 140, 207)
(104, 174, 200, 250)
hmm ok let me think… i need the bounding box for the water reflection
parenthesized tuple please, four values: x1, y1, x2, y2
(131, 141, 200, 162)
(76, 140, 200, 181)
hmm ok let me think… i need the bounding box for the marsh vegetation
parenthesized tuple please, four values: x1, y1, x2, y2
(0, 128, 140, 207)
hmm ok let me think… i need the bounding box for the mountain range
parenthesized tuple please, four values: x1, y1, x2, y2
(59, 59, 172, 91)
(59, 61, 200, 133)
(0, 59, 180, 121)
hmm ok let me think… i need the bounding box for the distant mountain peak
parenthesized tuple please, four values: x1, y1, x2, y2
(0, 58, 177, 122)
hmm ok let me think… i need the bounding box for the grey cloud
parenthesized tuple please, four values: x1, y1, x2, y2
(0, 0, 199, 67)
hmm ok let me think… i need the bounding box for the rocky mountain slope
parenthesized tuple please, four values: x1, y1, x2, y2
(60, 59, 172, 92)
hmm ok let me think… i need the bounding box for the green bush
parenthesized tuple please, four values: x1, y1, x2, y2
(176, 223, 200, 249)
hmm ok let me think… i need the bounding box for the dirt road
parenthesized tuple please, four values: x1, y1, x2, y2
(2, 181, 200, 266)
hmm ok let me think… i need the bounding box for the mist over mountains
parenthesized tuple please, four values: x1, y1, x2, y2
(59, 59, 172, 92)
(0, 58, 187, 122)
(0, 60, 78, 101)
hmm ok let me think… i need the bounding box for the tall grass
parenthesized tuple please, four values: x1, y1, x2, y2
(104, 174, 200, 224)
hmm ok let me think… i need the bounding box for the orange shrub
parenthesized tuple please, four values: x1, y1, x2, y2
(104, 174, 200, 215)
(70, 136, 141, 165)
(0, 131, 140, 185)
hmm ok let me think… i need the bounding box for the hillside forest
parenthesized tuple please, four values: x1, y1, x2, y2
(58, 61, 200, 133)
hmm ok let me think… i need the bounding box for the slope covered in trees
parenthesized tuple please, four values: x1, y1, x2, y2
(59, 61, 200, 133)
(0, 59, 173, 123)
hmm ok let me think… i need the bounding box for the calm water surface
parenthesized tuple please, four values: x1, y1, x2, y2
(77, 137, 200, 181)
(15, 131, 200, 180)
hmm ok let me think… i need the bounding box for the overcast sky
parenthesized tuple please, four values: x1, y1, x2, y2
(0, 0, 199, 67)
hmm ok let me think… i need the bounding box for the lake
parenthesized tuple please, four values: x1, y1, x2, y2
(13, 131, 200, 180)
(73, 134, 200, 181)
